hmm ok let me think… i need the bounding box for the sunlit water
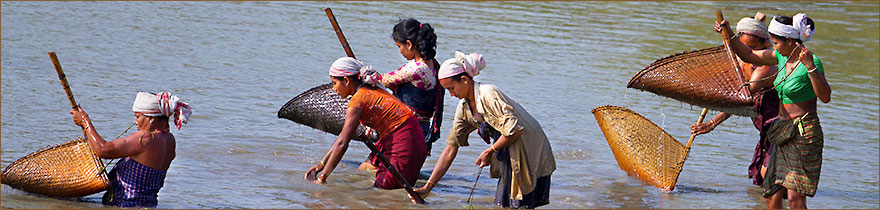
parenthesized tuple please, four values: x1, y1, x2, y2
(2, 1, 877, 209)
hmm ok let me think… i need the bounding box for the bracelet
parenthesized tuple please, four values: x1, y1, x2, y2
(806, 66, 818, 73)
(426, 180, 437, 187)
(83, 124, 92, 131)
(319, 160, 325, 167)
(490, 144, 497, 152)
(709, 120, 717, 128)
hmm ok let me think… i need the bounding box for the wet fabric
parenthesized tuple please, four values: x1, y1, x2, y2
(763, 112, 823, 197)
(494, 146, 551, 209)
(347, 87, 415, 139)
(747, 86, 780, 186)
(372, 117, 427, 189)
(773, 50, 824, 104)
(102, 157, 167, 208)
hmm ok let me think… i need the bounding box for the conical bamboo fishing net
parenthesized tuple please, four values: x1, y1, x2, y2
(278, 83, 373, 141)
(627, 45, 755, 117)
(1, 137, 109, 197)
(592, 105, 686, 191)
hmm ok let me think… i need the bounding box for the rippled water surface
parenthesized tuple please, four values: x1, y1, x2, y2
(2, 1, 878, 209)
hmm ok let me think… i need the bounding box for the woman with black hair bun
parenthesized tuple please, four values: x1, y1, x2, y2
(360, 18, 444, 165)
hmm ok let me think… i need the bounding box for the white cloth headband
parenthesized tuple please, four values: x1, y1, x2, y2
(328, 57, 388, 91)
(768, 13, 814, 42)
(132, 91, 192, 130)
(438, 51, 485, 79)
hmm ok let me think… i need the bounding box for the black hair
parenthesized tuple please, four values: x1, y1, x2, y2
(331, 75, 361, 83)
(448, 72, 471, 82)
(392, 18, 437, 61)
(769, 15, 816, 44)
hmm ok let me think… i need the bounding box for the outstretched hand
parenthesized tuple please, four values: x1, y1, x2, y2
(414, 185, 432, 199)
(690, 122, 714, 135)
(305, 163, 325, 184)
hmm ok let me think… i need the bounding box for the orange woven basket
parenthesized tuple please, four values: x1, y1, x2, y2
(627, 45, 755, 117)
(592, 105, 687, 191)
(1, 137, 109, 197)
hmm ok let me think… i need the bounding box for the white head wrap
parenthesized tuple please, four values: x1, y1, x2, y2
(736, 16, 769, 40)
(132, 91, 192, 130)
(438, 51, 486, 79)
(328, 57, 388, 91)
(768, 13, 814, 42)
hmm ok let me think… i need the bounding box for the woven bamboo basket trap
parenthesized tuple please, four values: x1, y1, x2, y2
(1, 137, 109, 197)
(628, 45, 755, 117)
(277, 83, 373, 141)
(592, 105, 687, 191)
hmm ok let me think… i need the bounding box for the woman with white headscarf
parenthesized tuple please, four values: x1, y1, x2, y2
(694, 12, 781, 205)
(69, 91, 191, 208)
(413, 51, 556, 209)
(306, 57, 427, 190)
(715, 13, 831, 209)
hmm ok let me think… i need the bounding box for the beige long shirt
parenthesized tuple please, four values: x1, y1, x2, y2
(446, 83, 556, 199)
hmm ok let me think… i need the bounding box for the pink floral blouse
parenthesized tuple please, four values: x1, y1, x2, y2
(379, 60, 436, 90)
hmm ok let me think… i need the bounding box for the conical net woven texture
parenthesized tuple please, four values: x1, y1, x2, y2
(1, 138, 109, 197)
(278, 83, 372, 141)
(628, 46, 755, 117)
(592, 105, 685, 191)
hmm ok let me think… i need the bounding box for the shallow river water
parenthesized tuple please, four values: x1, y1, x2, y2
(2, 1, 878, 209)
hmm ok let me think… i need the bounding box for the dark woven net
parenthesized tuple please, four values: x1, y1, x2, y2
(277, 83, 372, 142)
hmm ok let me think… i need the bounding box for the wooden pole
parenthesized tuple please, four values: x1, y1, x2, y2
(716, 10, 750, 96)
(49, 52, 89, 137)
(325, 8, 356, 58)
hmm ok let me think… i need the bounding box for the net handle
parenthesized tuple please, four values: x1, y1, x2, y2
(325, 8, 355, 59)
(684, 108, 709, 152)
(716, 10, 750, 96)
(50, 52, 91, 138)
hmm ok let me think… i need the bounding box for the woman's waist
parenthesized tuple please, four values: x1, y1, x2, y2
(778, 99, 818, 120)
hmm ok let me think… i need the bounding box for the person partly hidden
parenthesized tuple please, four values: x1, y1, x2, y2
(715, 13, 831, 209)
(305, 57, 428, 190)
(690, 12, 783, 206)
(359, 17, 445, 171)
(413, 51, 556, 209)
(69, 91, 192, 208)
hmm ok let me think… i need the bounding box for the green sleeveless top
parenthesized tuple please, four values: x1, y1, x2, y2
(773, 50, 824, 104)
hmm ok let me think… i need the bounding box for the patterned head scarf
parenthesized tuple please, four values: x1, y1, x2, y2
(132, 91, 192, 129)
(438, 51, 486, 79)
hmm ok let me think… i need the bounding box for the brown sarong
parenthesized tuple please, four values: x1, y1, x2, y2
(763, 112, 823, 197)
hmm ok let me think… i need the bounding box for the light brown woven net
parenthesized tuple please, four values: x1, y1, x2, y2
(592, 105, 686, 191)
(1, 137, 109, 197)
(627, 45, 755, 117)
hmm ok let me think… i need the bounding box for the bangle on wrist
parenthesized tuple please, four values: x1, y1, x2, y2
(83, 124, 92, 131)
(426, 180, 437, 187)
(319, 160, 325, 167)
(490, 144, 497, 152)
(807, 66, 817, 73)
(709, 119, 717, 128)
